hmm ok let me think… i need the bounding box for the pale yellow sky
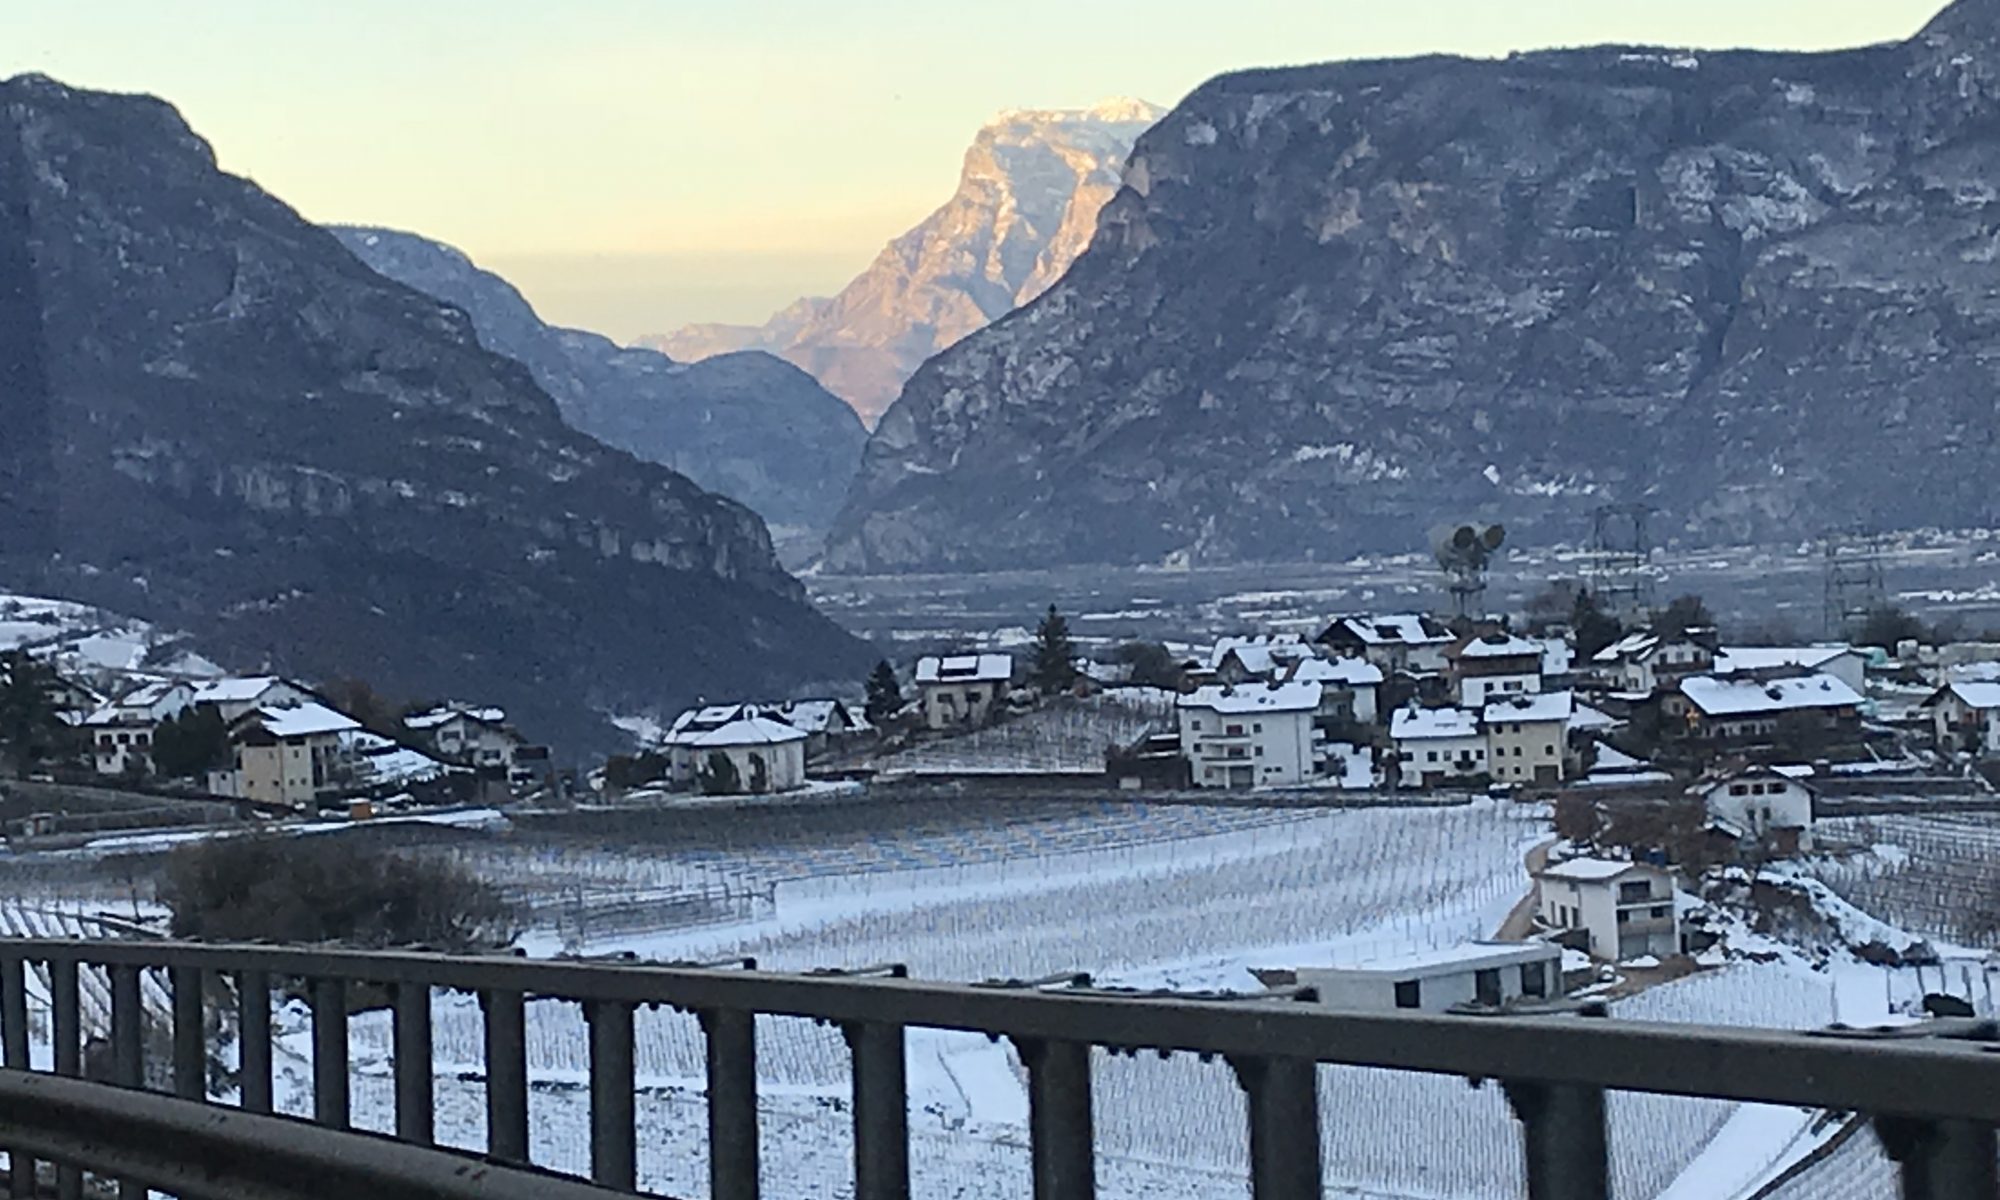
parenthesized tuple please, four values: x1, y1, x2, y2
(5, 1, 1952, 338)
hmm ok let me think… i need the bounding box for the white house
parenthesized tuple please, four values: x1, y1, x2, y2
(403, 704, 523, 769)
(1287, 656, 1384, 725)
(1316, 614, 1454, 674)
(1447, 633, 1545, 707)
(768, 698, 869, 758)
(1713, 645, 1868, 696)
(1177, 681, 1322, 789)
(1693, 766, 1816, 855)
(1211, 635, 1315, 685)
(1668, 673, 1865, 742)
(83, 680, 194, 775)
(914, 654, 1013, 730)
(213, 701, 362, 809)
(1536, 857, 1679, 961)
(1482, 691, 1573, 786)
(190, 676, 314, 724)
(1921, 681, 2000, 755)
(1297, 941, 1564, 1012)
(687, 716, 808, 794)
(1590, 632, 1715, 695)
(1390, 706, 1486, 788)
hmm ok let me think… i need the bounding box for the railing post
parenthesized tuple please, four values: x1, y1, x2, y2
(842, 1021, 910, 1200)
(1503, 1080, 1609, 1200)
(171, 965, 205, 1101)
(586, 1000, 636, 1191)
(49, 958, 81, 1200)
(310, 977, 349, 1130)
(1876, 1116, 2000, 1200)
(1, 952, 30, 1200)
(700, 1007, 759, 1200)
(393, 982, 434, 1145)
(1230, 1054, 1322, 1200)
(1014, 1037, 1095, 1200)
(109, 963, 146, 1200)
(480, 988, 529, 1164)
(236, 969, 272, 1115)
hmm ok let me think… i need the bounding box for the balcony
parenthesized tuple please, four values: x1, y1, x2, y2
(0, 937, 1994, 1200)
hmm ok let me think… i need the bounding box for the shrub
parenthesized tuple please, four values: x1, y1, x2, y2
(159, 833, 516, 951)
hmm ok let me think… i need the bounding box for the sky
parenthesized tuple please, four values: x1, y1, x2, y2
(4, 1, 1951, 341)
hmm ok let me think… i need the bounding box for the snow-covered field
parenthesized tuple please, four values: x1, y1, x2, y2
(0, 589, 220, 685)
(0, 797, 1949, 1200)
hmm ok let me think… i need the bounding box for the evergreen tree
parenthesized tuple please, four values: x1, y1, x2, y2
(697, 751, 741, 796)
(863, 660, 903, 724)
(1570, 589, 1625, 660)
(1031, 605, 1077, 694)
(1654, 594, 1716, 640)
(0, 652, 68, 777)
(747, 752, 771, 794)
(153, 705, 230, 781)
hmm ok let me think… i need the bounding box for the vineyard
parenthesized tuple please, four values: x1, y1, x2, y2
(1810, 813, 2000, 944)
(870, 692, 1177, 776)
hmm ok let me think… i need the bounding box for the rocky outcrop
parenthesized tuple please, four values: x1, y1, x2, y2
(649, 99, 1164, 425)
(332, 227, 865, 547)
(0, 75, 872, 753)
(824, 3, 2000, 572)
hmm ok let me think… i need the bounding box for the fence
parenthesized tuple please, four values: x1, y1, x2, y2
(0, 937, 1997, 1200)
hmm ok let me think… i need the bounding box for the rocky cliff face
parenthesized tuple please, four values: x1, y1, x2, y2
(331, 227, 865, 548)
(0, 75, 872, 753)
(650, 99, 1165, 425)
(823, 3, 2000, 572)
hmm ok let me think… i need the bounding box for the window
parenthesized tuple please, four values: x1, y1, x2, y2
(1513, 746, 1523, 757)
(1253, 722, 1262, 733)
(1426, 750, 1438, 763)
(1393, 979, 1421, 1009)
(1651, 905, 1669, 919)
(1617, 910, 1630, 925)
(1226, 724, 1245, 737)
(1475, 968, 1501, 1007)
(1617, 881, 1651, 903)
(1520, 961, 1547, 998)
(1191, 719, 1203, 731)
(1254, 746, 1263, 757)
(965, 689, 982, 704)
(1544, 744, 1556, 756)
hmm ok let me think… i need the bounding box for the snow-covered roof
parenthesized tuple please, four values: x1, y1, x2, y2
(350, 731, 452, 785)
(915, 654, 1012, 685)
(242, 701, 360, 738)
(191, 676, 284, 704)
(1390, 706, 1480, 740)
(1592, 631, 1659, 665)
(1324, 614, 1451, 647)
(1288, 657, 1384, 687)
(1934, 681, 2000, 710)
(1179, 681, 1322, 715)
(1713, 645, 1856, 675)
(1482, 690, 1573, 725)
(1538, 856, 1662, 883)
(1534, 638, 1574, 676)
(691, 716, 808, 747)
(1568, 703, 1619, 733)
(1453, 633, 1544, 660)
(1677, 673, 1863, 717)
(1308, 939, 1561, 978)
(1212, 638, 1315, 676)
(774, 698, 864, 734)
(404, 703, 507, 731)
(1591, 743, 1646, 770)
(1690, 764, 1817, 795)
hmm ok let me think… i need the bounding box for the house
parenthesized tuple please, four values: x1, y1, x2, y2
(1315, 614, 1454, 675)
(1210, 635, 1315, 685)
(189, 676, 315, 723)
(686, 716, 808, 794)
(1590, 630, 1717, 695)
(767, 699, 869, 758)
(914, 654, 1013, 730)
(1535, 857, 1680, 961)
(661, 704, 758, 784)
(1482, 691, 1574, 786)
(1693, 766, 1816, 855)
(1713, 645, 1868, 696)
(1665, 673, 1864, 746)
(1296, 941, 1564, 1013)
(82, 680, 194, 775)
(1177, 681, 1322, 789)
(1389, 706, 1486, 788)
(214, 701, 361, 809)
(1446, 633, 1545, 707)
(1920, 681, 2000, 755)
(403, 704, 524, 769)
(1286, 656, 1384, 725)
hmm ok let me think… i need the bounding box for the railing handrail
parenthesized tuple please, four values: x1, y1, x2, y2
(3, 937, 1999, 1123)
(0, 1067, 626, 1200)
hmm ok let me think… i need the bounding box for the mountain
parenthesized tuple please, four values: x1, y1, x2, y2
(648, 98, 1166, 426)
(824, 4, 2000, 573)
(330, 227, 866, 551)
(0, 74, 873, 754)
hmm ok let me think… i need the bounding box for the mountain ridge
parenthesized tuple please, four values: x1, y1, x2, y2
(824, 5, 2000, 573)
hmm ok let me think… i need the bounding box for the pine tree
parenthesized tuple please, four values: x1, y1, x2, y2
(1031, 605, 1077, 694)
(0, 652, 67, 778)
(864, 660, 903, 724)
(697, 751, 742, 796)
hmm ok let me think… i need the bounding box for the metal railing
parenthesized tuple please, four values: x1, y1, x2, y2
(0, 937, 1996, 1199)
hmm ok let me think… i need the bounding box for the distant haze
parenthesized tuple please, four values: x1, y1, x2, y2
(5, 0, 1948, 343)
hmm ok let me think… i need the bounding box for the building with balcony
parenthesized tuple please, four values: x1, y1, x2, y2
(1177, 681, 1322, 789)
(1314, 613, 1454, 674)
(1662, 673, 1864, 747)
(914, 653, 1013, 730)
(1535, 857, 1680, 962)
(1446, 633, 1546, 707)
(1296, 940, 1565, 1013)
(1482, 691, 1574, 786)
(1390, 705, 1485, 788)
(1921, 680, 2000, 756)
(1287, 655, 1384, 725)
(1694, 765, 1817, 855)
(214, 701, 362, 810)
